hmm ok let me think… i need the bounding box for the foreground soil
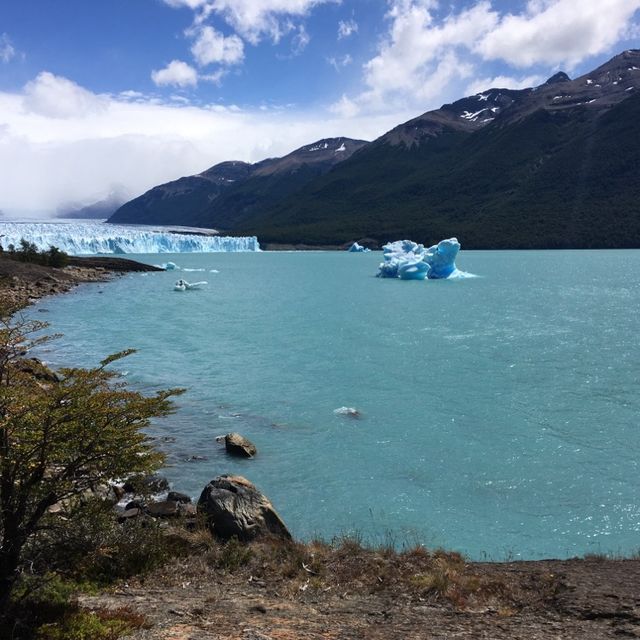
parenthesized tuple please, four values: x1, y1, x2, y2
(79, 540, 640, 640)
(0, 254, 162, 308)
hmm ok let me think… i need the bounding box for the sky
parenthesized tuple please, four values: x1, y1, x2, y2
(0, 0, 639, 217)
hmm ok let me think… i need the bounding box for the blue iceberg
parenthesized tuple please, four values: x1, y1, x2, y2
(347, 242, 370, 253)
(376, 238, 462, 280)
(424, 238, 460, 279)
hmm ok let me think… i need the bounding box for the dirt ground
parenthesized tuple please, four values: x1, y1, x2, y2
(79, 551, 640, 640)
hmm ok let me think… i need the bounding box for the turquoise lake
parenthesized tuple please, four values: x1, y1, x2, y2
(28, 250, 640, 560)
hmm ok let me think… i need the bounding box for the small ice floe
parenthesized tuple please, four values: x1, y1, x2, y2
(165, 262, 178, 270)
(174, 279, 207, 291)
(347, 242, 371, 253)
(333, 406, 362, 419)
(210, 269, 220, 273)
(182, 267, 205, 272)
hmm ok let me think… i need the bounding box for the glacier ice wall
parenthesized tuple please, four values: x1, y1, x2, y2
(0, 222, 260, 255)
(377, 238, 462, 280)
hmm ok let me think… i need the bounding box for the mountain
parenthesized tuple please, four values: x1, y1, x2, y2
(58, 188, 130, 220)
(108, 138, 367, 228)
(109, 50, 640, 249)
(239, 50, 640, 248)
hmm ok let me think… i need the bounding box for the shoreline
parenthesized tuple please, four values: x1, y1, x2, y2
(0, 254, 163, 310)
(3, 254, 640, 638)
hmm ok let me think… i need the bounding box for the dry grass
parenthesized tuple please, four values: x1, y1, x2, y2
(142, 528, 561, 613)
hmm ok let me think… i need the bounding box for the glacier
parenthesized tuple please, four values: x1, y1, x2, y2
(377, 238, 464, 280)
(0, 222, 260, 255)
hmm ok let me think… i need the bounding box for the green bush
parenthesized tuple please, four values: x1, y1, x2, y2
(1, 238, 69, 267)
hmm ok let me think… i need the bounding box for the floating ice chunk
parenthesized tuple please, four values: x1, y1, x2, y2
(376, 237, 463, 280)
(174, 279, 207, 291)
(334, 406, 361, 419)
(347, 242, 370, 253)
(424, 237, 460, 279)
(165, 261, 178, 270)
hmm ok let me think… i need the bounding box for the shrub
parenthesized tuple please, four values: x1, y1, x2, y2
(0, 312, 183, 613)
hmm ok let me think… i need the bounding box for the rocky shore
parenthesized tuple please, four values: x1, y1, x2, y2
(0, 254, 162, 309)
(4, 253, 640, 639)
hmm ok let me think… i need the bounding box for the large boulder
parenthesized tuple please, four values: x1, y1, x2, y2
(198, 475, 291, 542)
(224, 432, 257, 458)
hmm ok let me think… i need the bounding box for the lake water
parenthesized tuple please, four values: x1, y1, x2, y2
(29, 250, 640, 560)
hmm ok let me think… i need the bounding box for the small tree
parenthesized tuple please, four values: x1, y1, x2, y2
(0, 310, 182, 611)
(17, 239, 39, 263)
(46, 245, 69, 268)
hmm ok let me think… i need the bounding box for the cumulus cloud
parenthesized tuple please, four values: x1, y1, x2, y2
(475, 0, 640, 68)
(165, 0, 336, 44)
(465, 73, 546, 95)
(190, 25, 244, 66)
(0, 72, 406, 217)
(329, 94, 360, 118)
(151, 60, 199, 87)
(335, 0, 640, 116)
(1, 33, 15, 63)
(23, 72, 108, 118)
(338, 19, 358, 39)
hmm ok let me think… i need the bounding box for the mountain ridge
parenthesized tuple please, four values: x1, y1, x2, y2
(108, 50, 640, 248)
(108, 137, 367, 228)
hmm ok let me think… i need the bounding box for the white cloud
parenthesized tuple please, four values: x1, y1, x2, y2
(465, 73, 545, 95)
(151, 60, 199, 87)
(212, 0, 335, 43)
(199, 68, 229, 85)
(1, 33, 15, 63)
(167, 0, 336, 44)
(338, 19, 358, 39)
(190, 25, 244, 66)
(335, 0, 640, 117)
(291, 24, 310, 55)
(329, 94, 360, 118)
(23, 72, 108, 119)
(163, 0, 207, 8)
(352, 1, 496, 112)
(476, 0, 640, 68)
(327, 54, 353, 71)
(0, 72, 406, 217)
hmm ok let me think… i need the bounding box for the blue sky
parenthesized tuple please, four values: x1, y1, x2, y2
(0, 0, 639, 216)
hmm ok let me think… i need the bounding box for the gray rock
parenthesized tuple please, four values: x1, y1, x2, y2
(179, 502, 197, 517)
(125, 499, 146, 511)
(146, 500, 179, 518)
(198, 475, 291, 541)
(168, 491, 192, 504)
(224, 432, 257, 458)
(118, 508, 141, 522)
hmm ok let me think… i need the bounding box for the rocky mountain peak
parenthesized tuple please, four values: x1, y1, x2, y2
(544, 71, 571, 85)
